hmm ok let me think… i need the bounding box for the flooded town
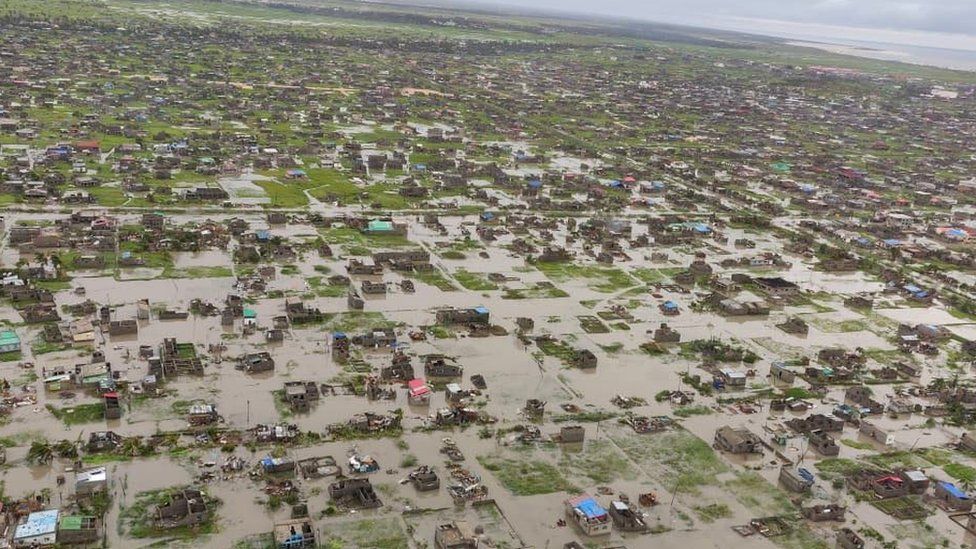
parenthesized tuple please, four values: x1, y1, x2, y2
(0, 0, 975, 548)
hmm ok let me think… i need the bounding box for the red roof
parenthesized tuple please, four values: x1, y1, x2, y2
(74, 140, 100, 150)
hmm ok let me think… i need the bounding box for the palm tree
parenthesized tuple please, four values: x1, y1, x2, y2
(26, 440, 54, 465)
(53, 439, 78, 459)
(118, 437, 146, 457)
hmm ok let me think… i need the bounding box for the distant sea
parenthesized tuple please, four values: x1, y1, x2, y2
(787, 39, 976, 72)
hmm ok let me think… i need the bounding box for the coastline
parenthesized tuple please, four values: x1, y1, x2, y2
(787, 40, 976, 72)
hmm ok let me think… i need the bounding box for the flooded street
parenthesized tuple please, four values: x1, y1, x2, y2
(1, 206, 973, 549)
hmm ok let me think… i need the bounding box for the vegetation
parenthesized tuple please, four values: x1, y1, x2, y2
(478, 455, 577, 495)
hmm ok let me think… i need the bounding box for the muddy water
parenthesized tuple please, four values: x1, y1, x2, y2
(1, 209, 975, 548)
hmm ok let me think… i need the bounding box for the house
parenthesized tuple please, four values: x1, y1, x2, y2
(573, 349, 598, 369)
(352, 328, 396, 348)
(524, 399, 546, 417)
(57, 515, 100, 545)
(718, 368, 747, 388)
(408, 466, 440, 492)
(846, 386, 884, 414)
(770, 363, 796, 384)
(283, 381, 320, 412)
(849, 472, 908, 499)
(407, 379, 432, 405)
(13, 509, 59, 548)
(328, 478, 381, 508)
(104, 390, 122, 420)
(653, 323, 680, 343)
(777, 317, 808, 335)
(801, 504, 845, 522)
(155, 489, 210, 528)
(254, 423, 299, 443)
(260, 456, 296, 475)
(425, 356, 463, 378)
(779, 466, 814, 493)
(786, 414, 844, 433)
(900, 470, 930, 494)
(434, 521, 478, 549)
(859, 420, 894, 446)
(142, 212, 166, 230)
(559, 425, 585, 443)
(436, 306, 490, 326)
(608, 500, 648, 532)
(564, 495, 611, 536)
(960, 430, 976, 452)
(187, 403, 218, 426)
(0, 329, 20, 353)
(361, 280, 387, 295)
(836, 528, 865, 549)
(87, 431, 122, 453)
(714, 426, 762, 454)
(108, 320, 137, 336)
(240, 352, 275, 373)
(935, 481, 973, 511)
(807, 430, 840, 456)
(274, 518, 316, 549)
(755, 277, 800, 296)
(381, 354, 414, 381)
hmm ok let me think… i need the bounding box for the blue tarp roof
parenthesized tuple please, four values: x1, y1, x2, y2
(940, 481, 969, 499)
(333, 332, 347, 338)
(474, 306, 489, 314)
(662, 301, 678, 309)
(903, 284, 922, 293)
(575, 497, 607, 519)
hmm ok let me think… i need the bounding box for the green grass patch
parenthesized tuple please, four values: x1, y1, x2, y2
(0, 350, 23, 362)
(673, 405, 713, 418)
(557, 440, 637, 484)
(321, 312, 395, 332)
(724, 472, 794, 515)
(534, 262, 636, 293)
(321, 226, 411, 249)
(944, 463, 976, 483)
(815, 458, 865, 480)
(478, 455, 577, 496)
(254, 180, 310, 207)
(502, 283, 569, 299)
(609, 428, 727, 492)
(46, 403, 107, 425)
(406, 269, 458, 291)
(318, 517, 410, 549)
(693, 503, 732, 523)
(452, 269, 498, 291)
(840, 439, 874, 450)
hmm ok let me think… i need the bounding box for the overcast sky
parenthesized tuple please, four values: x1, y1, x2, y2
(466, 0, 976, 51)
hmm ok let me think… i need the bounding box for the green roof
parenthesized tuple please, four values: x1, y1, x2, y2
(0, 330, 19, 346)
(243, 309, 257, 318)
(59, 516, 94, 530)
(367, 220, 394, 232)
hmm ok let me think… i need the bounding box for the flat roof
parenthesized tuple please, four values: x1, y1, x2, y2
(14, 509, 59, 540)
